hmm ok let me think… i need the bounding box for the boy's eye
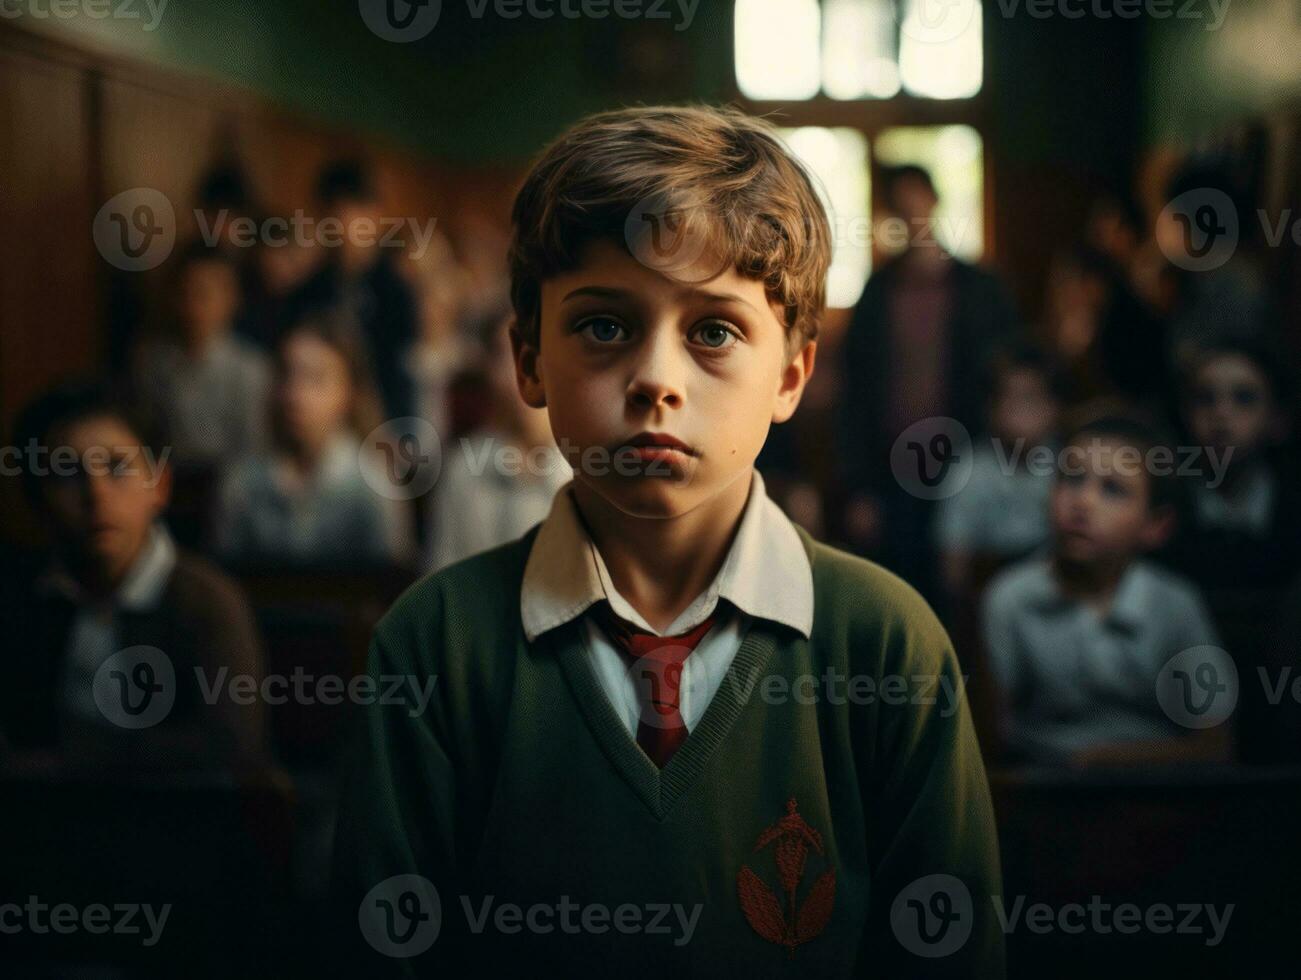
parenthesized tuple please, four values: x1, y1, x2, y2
(576, 316, 629, 344)
(1232, 386, 1261, 408)
(1101, 476, 1128, 499)
(690, 320, 738, 350)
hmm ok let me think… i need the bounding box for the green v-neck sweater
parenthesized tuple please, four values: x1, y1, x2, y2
(333, 525, 1004, 978)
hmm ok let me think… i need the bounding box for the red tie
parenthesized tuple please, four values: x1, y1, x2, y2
(593, 602, 717, 768)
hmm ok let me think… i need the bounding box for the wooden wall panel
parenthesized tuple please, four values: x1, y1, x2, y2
(0, 45, 98, 426)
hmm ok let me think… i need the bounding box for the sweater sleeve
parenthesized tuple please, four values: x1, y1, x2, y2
(330, 594, 467, 975)
(856, 594, 1006, 979)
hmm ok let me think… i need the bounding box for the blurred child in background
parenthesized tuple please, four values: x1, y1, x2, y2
(133, 243, 271, 470)
(982, 410, 1229, 766)
(1166, 338, 1299, 594)
(404, 228, 475, 448)
(1046, 244, 1167, 409)
(291, 159, 418, 423)
(213, 314, 412, 567)
(935, 342, 1062, 598)
(0, 382, 266, 770)
(426, 317, 570, 572)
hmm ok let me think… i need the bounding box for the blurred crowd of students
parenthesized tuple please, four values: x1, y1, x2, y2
(0, 157, 566, 775)
(1, 145, 1298, 782)
(830, 159, 1299, 770)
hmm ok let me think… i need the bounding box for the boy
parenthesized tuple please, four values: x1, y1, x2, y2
(0, 382, 266, 770)
(334, 106, 1002, 977)
(133, 243, 271, 470)
(1166, 338, 1299, 593)
(982, 410, 1229, 766)
(839, 164, 1020, 602)
(290, 158, 418, 423)
(935, 342, 1063, 597)
(426, 316, 571, 572)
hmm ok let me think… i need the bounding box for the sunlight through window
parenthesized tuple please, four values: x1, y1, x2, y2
(899, 0, 984, 99)
(822, 0, 900, 100)
(874, 124, 985, 259)
(736, 0, 982, 101)
(779, 127, 872, 308)
(735, 0, 822, 101)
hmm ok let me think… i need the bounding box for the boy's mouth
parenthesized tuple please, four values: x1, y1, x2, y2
(614, 432, 697, 465)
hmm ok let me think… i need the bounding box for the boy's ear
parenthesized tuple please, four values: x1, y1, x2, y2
(1140, 503, 1176, 551)
(509, 321, 547, 410)
(772, 338, 816, 425)
(150, 458, 173, 514)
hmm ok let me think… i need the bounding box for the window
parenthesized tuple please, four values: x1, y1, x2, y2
(777, 124, 985, 308)
(734, 0, 822, 101)
(778, 127, 871, 309)
(735, 0, 982, 101)
(875, 125, 984, 260)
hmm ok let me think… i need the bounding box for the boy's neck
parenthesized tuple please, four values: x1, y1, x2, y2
(571, 468, 754, 634)
(1211, 452, 1261, 497)
(1051, 552, 1133, 613)
(284, 435, 333, 478)
(182, 324, 226, 357)
(62, 528, 151, 601)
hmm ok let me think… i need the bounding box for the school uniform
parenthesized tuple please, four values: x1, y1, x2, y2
(334, 472, 1003, 977)
(934, 444, 1053, 559)
(133, 331, 271, 469)
(1163, 463, 1301, 594)
(982, 557, 1222, 762)
(214, 433, 412, 567)
(0, 524, 266, 767)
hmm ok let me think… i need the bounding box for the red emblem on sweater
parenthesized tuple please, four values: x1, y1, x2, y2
(737, 797, 836, 957)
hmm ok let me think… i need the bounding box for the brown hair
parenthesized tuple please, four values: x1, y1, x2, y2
(1060, 400, 1181, 512)
(508, 104, 832, 352)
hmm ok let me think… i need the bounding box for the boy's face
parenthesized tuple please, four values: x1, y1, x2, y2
(277, 331, 352, 452)
(1186, 354, 1275, 462)
(887, 175, 937, 229)
(992, 368, 1058, 447)
(41, 415, 170, 581)
(515, 239, 814, 519)
(1051, 436, 1170, 566)
(177, 260, 239, 343)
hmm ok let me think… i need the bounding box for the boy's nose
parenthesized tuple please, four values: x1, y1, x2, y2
(626, 329, 685, 411)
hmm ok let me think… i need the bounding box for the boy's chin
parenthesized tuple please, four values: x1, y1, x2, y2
(581, 474, 706, 520)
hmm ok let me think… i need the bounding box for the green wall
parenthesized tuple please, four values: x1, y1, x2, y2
(19, 0, 735, 163)
(1143, 0, 1301, 141)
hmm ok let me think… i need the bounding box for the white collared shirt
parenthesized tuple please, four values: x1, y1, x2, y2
(427, 431, 571, 573)
(215, 432, 413, 564)
(39, 523, 178, 727)
(1191, 465, 1275, 536)
(134, 331, 270, 467)
(520, 470, 814, 736)
(982, 556, 1222, 760)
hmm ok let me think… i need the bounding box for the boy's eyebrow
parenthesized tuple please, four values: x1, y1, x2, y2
(560, 284, 761, 313)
